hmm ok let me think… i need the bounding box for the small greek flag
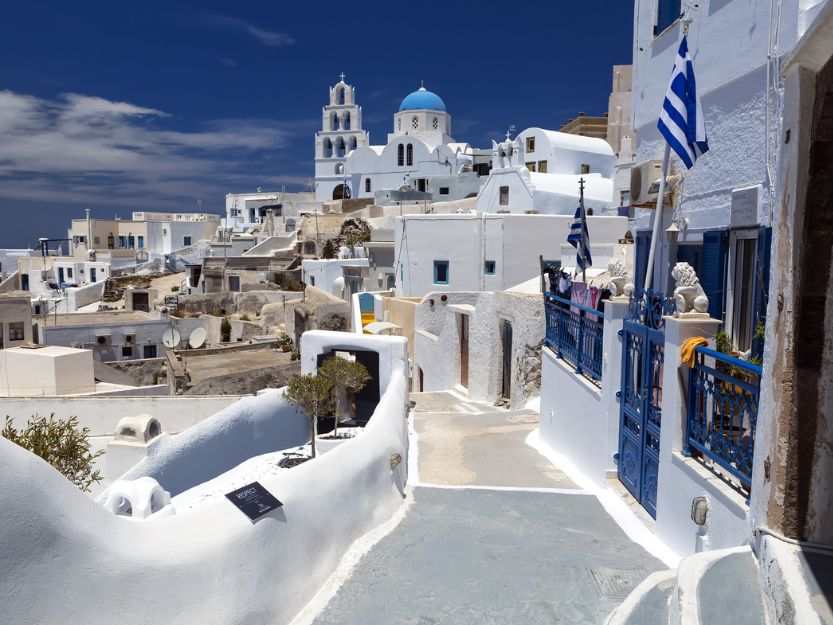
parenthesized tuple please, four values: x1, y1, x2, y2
(343, 182, 351, 198)
(567, 188, 592, 275)
(658, 36, 709, 169)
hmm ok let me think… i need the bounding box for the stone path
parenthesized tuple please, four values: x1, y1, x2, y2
(309, 391, 665, 625)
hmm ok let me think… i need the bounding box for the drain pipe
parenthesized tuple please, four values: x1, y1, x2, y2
(753, 526, 833, 556)
(85, 208, 92, 252)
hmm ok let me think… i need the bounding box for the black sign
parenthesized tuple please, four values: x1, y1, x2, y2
(224, 481, 282, 521)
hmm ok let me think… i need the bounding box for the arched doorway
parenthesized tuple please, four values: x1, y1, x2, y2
(332, 184, 351, 200)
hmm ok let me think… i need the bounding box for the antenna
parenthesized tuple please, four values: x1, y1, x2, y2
(162, 328, 181, 349)
(188, 327, 206, 349)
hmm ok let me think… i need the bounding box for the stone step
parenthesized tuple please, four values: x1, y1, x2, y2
(671, 545, 768, 625)
(605, 569, 676, 625)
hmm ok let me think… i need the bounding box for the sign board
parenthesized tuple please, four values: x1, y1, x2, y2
(164, 295, 179, 309)
(731, 184, 761, 229)
(224, 481, 283, 521)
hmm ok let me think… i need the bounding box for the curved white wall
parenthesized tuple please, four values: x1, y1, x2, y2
(0, 331, 410, 625)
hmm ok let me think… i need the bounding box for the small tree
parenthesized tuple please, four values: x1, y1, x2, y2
(283, 374, 335, 458)
(319, 356, 371, 437)
(2, 414, 103, 491)
(220, 317, 232, 342)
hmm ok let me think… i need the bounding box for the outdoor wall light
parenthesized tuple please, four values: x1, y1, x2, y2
(691, 496, 709, 526)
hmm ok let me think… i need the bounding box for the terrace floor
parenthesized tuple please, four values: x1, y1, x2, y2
(306, 392, 666, 625)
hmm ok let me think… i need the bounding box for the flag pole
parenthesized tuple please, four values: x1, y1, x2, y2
(643, 142, 671, 291)
(579, 177, 587, 284)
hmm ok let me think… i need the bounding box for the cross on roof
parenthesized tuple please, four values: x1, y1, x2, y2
(339, 72, 346, 82)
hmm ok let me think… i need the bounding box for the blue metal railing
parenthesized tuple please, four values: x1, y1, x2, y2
(544, 295, 605, 386)
(684, 346, 762, 490)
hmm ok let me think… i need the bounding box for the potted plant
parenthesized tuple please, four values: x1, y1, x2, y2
(277, 332, 293, 352)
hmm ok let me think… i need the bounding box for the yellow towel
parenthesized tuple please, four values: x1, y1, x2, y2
(681, 337, 709, 368)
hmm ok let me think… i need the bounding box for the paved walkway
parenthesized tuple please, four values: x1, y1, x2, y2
(310, 392, 665, 625)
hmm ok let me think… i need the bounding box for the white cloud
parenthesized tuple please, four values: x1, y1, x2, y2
(0, 90, 308, 209)
(220, 57, 238, 68)
(203, 14, 295, 47)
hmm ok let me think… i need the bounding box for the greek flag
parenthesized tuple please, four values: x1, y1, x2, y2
(658, 36, 709, 169)
(567, 193, 592, 274)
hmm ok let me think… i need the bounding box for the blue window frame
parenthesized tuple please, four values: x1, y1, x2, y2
(655, 0, 681, 35)
(183, 236, 192, 246)
(433, 260, 449, 284)
(484, 260, 496, 275)
(118, 235, 126, 248)
(137, 235, 144, 249)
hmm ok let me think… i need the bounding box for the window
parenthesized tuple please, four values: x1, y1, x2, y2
(336, 138, 346, 157)
(433, 260, 449, 284)
(350, 137, 357, 151)
(727, 231, 759, 351)
(439, 187, 449, 195)
(335, 163, 344, 175)
(417, 178, 426, 192)
(499, 186, 509, 206)
(343, 112, 351, 130)
(581, 164, 591, 174)
(387, 274, 396, 289)
(525, 162, 536, 172)
(93, 236, 100, 245)
(128, 235, 135, 249)
(538, 160, 548, 173)
(365, 178, 371, 193)
(526, 137, 535, 152)
(183, 236, 192, 246)
(107, 234, 115, 249)
(9, 321, 24, 341)
(397, 144, 404, 166)
(90, 267, 97, 282)
(118, 235, 126, 248)
(406, 143, 414, 166)
(67, 268, 73, 279)
(143, 345, 157, 359)
(309, 276, 315, 286)
(397, 117, 401, 131)
(412, 116, 419, 130)
(484, 260, 496, 275)
(122, 345, 133, 358)
(433, 117, 439, 130)
(337, 87, 345, 105)
(324, 138, 333, 158)
(655, 0, 681, 35)
(138, 235, 144, 248)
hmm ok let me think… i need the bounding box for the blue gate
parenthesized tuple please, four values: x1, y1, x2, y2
(618, 289, 675, 518)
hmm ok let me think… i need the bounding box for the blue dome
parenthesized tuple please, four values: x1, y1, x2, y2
(398, 87, 446, 112)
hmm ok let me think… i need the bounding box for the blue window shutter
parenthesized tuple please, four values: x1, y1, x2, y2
(634, 231, 651, 293)
(702, 230, 728, 320)
(676, 244, 704, 279)
(753, 227, 772, 323)
(655, 0, 682, 34)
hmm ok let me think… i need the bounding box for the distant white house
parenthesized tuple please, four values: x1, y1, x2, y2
(476, 128, 616, 215)
(393, 213, 629, 297)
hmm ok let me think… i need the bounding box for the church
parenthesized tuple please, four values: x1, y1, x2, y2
(313, 76, 474, 202)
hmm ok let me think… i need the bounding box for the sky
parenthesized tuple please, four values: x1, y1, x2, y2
(0, 0, 634, 249)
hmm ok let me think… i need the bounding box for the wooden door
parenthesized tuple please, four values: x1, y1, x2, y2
(459, 314, 469, 388)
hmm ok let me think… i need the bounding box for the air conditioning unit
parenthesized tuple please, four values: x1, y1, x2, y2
(96, 334, 110, 346)
(124, 334, 136, 344)
(630, 160, 666, 206)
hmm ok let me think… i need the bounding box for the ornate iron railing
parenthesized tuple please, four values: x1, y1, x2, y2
(628, 288, 676, 330)
(684, 346, 762, 491)
(544, 295, 604, 386)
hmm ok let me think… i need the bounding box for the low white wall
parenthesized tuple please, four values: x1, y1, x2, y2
(539, 299, 627, 487)
(0, 331, 409, 625)
(62, 280, 105, 312)
(540, 348, 607, 486)
(2, 395, 246, 436)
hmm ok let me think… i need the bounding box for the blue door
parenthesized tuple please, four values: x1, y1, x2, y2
(618, 290, 674, 518)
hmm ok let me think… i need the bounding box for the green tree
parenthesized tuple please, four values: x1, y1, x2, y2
(318, 356, 371, 437)
(283, 374, 335, 458)
(1, 414, 103, 491)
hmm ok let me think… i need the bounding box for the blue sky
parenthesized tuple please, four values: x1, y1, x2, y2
(0, 1, 634, 248)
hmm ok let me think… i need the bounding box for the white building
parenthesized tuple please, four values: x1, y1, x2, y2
(0, 345, 96, 396)
(314, 75, 370, 201)
(476, 129, 616, 215)
(338, 84, 474, 201)
(393, 213, 629, 297)
(224, 190, 320, 233)
(301, 256, 370, 302)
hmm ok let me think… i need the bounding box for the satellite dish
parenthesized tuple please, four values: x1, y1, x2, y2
(162, 328, 181, 348)
(188, 327, 206, 349)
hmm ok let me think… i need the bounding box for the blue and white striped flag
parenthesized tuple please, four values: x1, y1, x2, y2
(567, 191, 592, 275)
(658, 36, 709, 169)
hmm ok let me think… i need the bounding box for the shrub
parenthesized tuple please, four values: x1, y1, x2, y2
(322, 239, 339, 259)
(220, 317, 232, 342)
(171, 285, 180, 292)
(273, 272, 304, 292)
(283, 374, 335, 458)
(209, 308, 223, 317)
(1, 414, 103, 491)
(318, 356, 370, 436)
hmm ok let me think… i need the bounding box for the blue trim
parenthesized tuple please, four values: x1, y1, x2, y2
(433, 260, 449, 285)
(544, 295, 604, 385)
